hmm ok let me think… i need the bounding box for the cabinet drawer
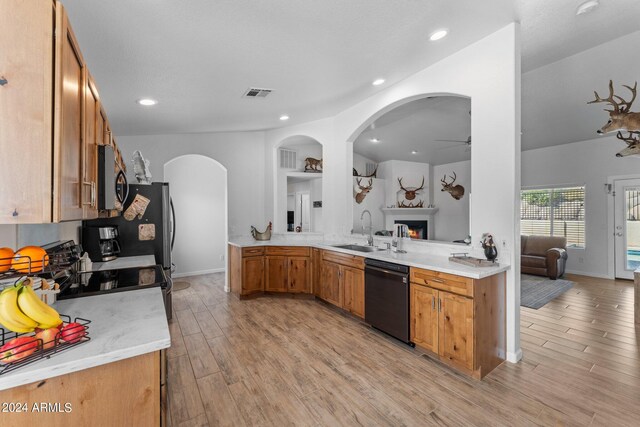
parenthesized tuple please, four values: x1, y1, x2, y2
(410, 268, 473, 297)
(242, 247, 264, 257)
(322, 250, 364, 270)
(265, 246, 310, 257)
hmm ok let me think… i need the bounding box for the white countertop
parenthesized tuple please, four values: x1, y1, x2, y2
(229, 237, 509, 279)
(90, 255, 157, 271)
(0, 288, 170, 391)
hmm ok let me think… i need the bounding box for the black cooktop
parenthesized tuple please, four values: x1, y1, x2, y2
(57, 265, 169, 300)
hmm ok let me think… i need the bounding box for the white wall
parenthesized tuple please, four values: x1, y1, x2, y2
(164, 155, 227, 277)
(433, 160, 471, 242)
(353, 153, 376, 176)
(522, 134, 640, 278)
(117, 131, 266, 238)
(265, 24, 521, 362)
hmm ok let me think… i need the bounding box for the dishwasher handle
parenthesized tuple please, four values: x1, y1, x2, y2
(365, 265, 409, 281)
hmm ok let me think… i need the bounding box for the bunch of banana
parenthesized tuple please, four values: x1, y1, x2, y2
(0, 279, 62, 333)
(0, 286, 38, 333)
(17, 281, 62, 329)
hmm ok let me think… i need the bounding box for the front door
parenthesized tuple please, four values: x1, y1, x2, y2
(614, 178, 640, 279)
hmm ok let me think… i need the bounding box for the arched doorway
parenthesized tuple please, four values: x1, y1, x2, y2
(273, 135, 324, 233)
(164, 155, 228, 286)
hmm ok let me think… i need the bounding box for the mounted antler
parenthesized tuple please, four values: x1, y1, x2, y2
(354, 178, 373, 204)
(615, 131, 640, 157)
(441, 172, 465, 200)
(398, 177, 424, 201)
(588, 80, 640, 135)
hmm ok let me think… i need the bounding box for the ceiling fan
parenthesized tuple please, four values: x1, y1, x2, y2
(435, 135, 471, 152)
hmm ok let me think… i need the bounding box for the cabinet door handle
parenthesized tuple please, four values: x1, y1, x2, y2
(431, 296, 435, 310)
(438, 298, 442, 312)
(91, 182, 96, 207)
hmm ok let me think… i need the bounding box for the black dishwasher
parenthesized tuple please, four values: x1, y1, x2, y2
(364, 258, 411, 344)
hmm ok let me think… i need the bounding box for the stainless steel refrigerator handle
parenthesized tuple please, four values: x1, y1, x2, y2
(170, 198, 176, 251)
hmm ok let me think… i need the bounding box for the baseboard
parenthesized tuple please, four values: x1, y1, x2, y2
(506, 348, 522, 363)
(564, 269, 612, 279)
(172, 268, 225, 278)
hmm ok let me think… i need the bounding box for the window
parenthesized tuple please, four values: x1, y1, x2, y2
(521, 186, 585, 248)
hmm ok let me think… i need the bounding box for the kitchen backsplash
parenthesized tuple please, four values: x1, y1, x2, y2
(0, 222, 81, 249)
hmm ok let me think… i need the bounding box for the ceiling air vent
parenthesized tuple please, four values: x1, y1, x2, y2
(243, 87, 273, 98)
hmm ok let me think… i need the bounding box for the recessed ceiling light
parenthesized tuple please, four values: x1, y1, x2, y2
(411, 150, 418, 155)
(576, 0, 599, 15)
(429, 29, 448, 41)
(137, 98, 158, 106)
(279, 115, 290, 121)
(369, 138, 380, 143)
(372, 78, 385, 86)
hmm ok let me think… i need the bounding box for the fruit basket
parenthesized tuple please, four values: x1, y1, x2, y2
(0, 315, 91, 376)
(0, 245, 80, 281)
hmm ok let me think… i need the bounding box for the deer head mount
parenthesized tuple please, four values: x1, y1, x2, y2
(588, 80, 640, 157)
(398, 177, 424, 201)
(615, 131, 640, 157)
(304, 157, 323, 172)
(441, 172, 465, 200)
(588, 80, 640, 135)
(354, 178, 373, 204)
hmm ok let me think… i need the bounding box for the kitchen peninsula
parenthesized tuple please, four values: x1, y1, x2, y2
(228, 237, 509, 379)
(0, 288, 170, 427)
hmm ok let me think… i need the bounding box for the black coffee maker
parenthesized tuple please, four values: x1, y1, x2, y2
(82, 226, 121, 262)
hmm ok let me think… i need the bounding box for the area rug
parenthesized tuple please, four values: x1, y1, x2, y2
(172, 281, 191, 291)
(520, 274, 574, 309)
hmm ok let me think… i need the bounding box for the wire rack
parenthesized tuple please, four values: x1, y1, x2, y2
(0, 246, 81, 284)
(0, 315, 91, 376)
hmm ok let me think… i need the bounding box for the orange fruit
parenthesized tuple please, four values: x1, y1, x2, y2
(0, 247, 13, 273)
(12, 246, 49, 273)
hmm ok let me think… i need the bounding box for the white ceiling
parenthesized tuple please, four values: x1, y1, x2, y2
(354, 97, 471, 166)
(63, 0, 640, 146)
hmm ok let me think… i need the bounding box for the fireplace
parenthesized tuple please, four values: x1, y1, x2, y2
(395, 220, 428, 240)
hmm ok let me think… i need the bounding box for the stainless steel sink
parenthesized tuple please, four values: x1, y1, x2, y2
(331, 244, 383, 253)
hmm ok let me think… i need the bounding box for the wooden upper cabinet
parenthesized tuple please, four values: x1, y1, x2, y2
(265, 256, 288, 292)
(438, 292, 474, 371)
(288, 257, 310, 293)
(343, 266, 364, 318)
(0, 1, 119, 224)
(82, 73, 100, 219)
(410, 284, 438, 353)
(53, 2, 86, 222)
(0, 1, 54, 223)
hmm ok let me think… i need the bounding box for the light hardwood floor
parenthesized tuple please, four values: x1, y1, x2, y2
(167, 273, 639, 426)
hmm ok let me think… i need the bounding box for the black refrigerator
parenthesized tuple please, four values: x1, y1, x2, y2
(82, 183, 175, 314)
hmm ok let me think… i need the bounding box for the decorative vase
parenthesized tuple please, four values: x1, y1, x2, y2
(484, 245, 498, 262)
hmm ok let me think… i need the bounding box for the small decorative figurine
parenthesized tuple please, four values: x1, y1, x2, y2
(481, 233, 498, 262)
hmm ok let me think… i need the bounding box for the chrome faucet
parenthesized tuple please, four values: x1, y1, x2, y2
(360, 210, 374, 246)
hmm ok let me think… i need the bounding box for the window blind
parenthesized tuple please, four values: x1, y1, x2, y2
(521, 186, 585, 248)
